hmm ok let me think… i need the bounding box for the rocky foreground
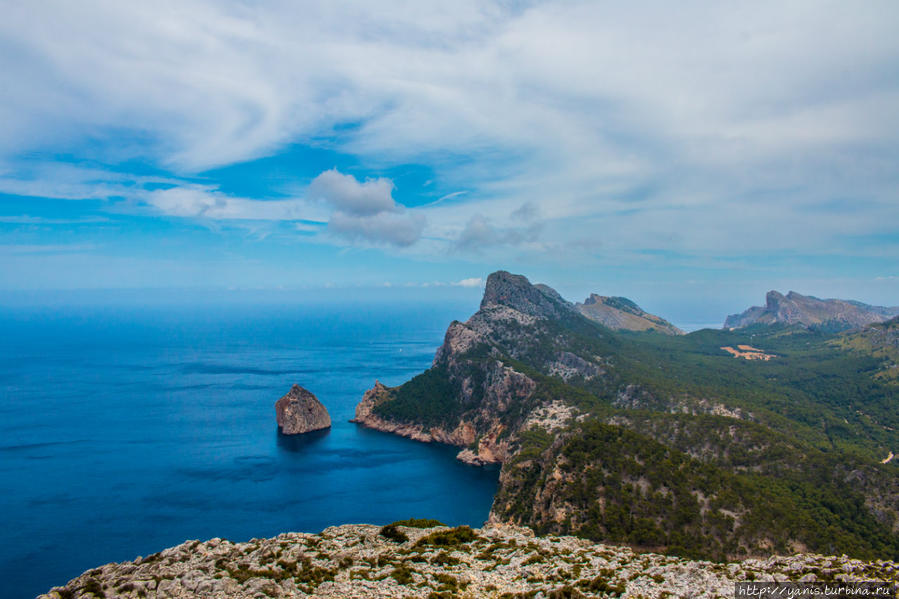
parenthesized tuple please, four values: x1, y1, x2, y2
(40, 523, 898, 599)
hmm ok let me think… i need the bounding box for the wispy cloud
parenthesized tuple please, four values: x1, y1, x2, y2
(146, 185, 325, 221)
(0, 1, 897, 293)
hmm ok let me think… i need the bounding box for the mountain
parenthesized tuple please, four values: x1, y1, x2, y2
(354, 271, 899, 561)
(725, 290, 899, 331)
(576, 294, 683, 335)
(39, 522, 895, 599)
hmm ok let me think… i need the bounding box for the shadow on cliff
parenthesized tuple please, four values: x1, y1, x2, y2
(275, 427, 330, 453)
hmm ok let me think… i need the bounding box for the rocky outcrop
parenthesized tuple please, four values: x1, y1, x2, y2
(480, 270, 572, 320)
(275, 384, 331, 435)
(725, 291, 899, 331)
(39, 523, 898, 599)
(576, 294, 683, 334)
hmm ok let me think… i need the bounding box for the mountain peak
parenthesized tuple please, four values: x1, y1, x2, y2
(575, 294, 682, 334)
(726, 290, 899, 331)
(480, 271, 571, 319)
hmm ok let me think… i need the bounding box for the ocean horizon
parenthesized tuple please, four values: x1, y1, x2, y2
(0, 300, 500, 599)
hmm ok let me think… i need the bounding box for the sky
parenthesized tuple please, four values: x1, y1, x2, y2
(0, 1, 897, 323)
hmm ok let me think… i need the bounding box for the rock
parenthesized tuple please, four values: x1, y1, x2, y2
(575, 293, 683, 334)
(480, 270, 572, 319)
(724, 290, 899, 330)
(38, 523, 898, 599)
(275, 384, 331, 434)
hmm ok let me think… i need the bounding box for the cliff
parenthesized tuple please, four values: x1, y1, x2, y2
(353, 271, 899, 561)
(39, 523, 898, 599)
(724, 290, 899, 331)
(276, 384, 331, 435)
(575, 294, 683, 335)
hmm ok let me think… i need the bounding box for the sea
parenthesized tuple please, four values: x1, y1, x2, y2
(0, 300, 500, 599)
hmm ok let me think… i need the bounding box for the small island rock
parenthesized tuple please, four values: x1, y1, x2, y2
(275, 384, 331, 434)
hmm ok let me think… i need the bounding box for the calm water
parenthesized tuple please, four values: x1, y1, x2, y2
(0, 301, 499, 599)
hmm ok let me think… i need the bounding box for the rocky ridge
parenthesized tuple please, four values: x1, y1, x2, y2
(276, 385, 331, 435)
(351, 271, 899, 561)
(724, 290, 899, 331)
(39, 523, 898, 599)
(575, 294, 683, 335)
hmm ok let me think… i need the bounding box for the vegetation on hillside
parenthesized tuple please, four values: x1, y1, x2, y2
(365, 285, 899, 561)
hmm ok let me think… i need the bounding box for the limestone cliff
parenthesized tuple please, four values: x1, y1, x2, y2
(276, 384, 331, 434)
(724, 290, 899, 331)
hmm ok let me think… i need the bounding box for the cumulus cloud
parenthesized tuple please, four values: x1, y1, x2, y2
(309, 169, 426, 247)
(141, 170, 426, 247)
(308, 169, 397, 216)
(329, 210, 425, 247)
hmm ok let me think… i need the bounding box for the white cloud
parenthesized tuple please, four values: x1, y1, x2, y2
(453, 277, 483, 288)
(329, 209, 425, 247)
(307, 169, 427, 246)
(0, 1, 897, 262)
(308, 169, 396, 216)
(144, 170, 426, 247)
(146, 185, 326, 221)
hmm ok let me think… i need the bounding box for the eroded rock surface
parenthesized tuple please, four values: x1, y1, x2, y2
(39, 524, 898, 599)
(276, 384, 331, 435)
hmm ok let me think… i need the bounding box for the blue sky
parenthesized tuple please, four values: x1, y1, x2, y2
(1, 1, 898, 323)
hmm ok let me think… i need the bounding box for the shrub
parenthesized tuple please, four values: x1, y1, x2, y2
(380, 524, 409, 543)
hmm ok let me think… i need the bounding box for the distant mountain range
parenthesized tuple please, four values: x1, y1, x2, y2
(354, 271, 899, 561)
(725, 290, 899, 331)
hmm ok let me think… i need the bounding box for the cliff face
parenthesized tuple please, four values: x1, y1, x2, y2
(575, 294, 683, 335)
(276, 384, 331, 434)
(725, 290, 899, 331)
(40, 523, 898, 599)
(353, 271, 899, 562)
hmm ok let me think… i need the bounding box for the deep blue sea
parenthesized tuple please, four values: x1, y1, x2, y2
(0, 301, 499, 599)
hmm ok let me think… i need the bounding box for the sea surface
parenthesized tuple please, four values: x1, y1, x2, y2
(0, 301, 500, 599)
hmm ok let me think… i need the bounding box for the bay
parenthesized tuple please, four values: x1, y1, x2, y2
(0, 301, 499, 599)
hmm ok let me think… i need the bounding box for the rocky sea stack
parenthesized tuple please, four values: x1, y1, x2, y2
(275, 384, 331, 435)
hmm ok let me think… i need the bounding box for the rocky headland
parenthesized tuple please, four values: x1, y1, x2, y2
(724, 290, 899, 331)
(350, 271, 899, 561)
(275, 384, 331, 435)
(39, 523, 898, 599)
